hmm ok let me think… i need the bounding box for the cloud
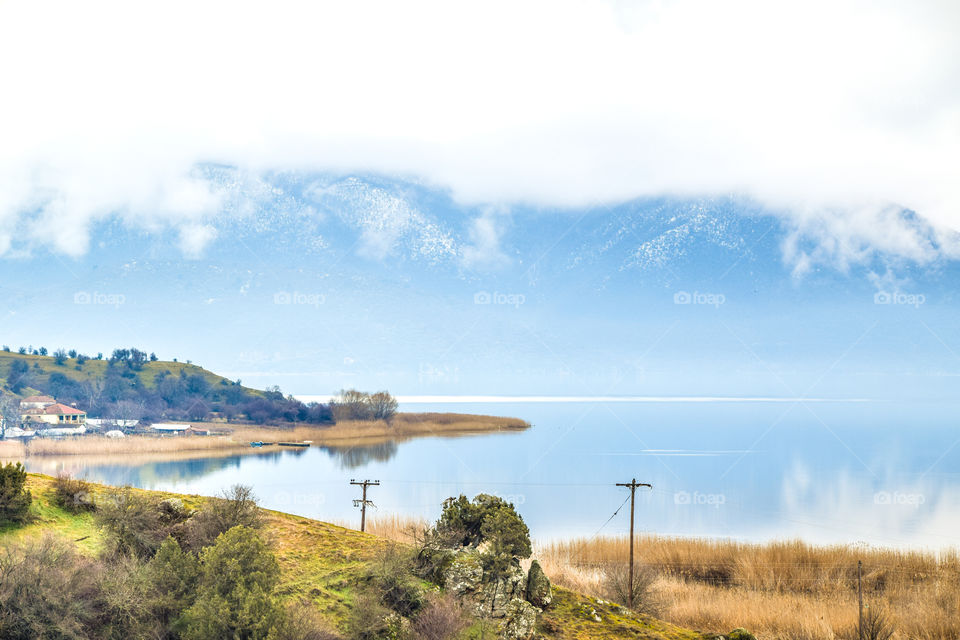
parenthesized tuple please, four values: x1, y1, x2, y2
(0, 0, 958, 265)
(462, 207, 511, 271)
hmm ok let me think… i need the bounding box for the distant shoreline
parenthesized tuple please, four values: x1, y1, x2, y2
(0, 412, 530, 458)
(300, 394, 873, 404)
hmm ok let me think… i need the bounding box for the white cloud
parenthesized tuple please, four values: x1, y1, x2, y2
(462, 207, 511, 271)
(0, 0, 958, 265)
(178, 223, 218, 259)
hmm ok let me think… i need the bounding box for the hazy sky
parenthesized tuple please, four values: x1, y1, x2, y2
(0, 1, 958, 397)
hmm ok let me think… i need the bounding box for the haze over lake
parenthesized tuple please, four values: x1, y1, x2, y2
(29, 398, 960, 548)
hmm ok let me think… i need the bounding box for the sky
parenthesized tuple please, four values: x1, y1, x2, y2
(0, 0, 958, 399)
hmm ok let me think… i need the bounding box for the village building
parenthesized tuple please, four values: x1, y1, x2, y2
(21, 402, 87, 426)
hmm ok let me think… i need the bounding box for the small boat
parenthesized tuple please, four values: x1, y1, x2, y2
(249, 441, 264, 447)
(278, 441, 310, 447)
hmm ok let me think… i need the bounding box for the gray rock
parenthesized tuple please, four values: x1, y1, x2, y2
(498, 598, 539, 640)
(525, 560, 553, 608)
(442, 551, 484, 597)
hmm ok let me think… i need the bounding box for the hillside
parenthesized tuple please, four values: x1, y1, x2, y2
(0, 348, 331, 425)
(0, 350, 257, 397)
(1, 474, 709, 640)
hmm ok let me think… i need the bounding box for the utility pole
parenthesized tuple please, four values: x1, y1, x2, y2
(858, 560, 863, 640)
(350, 479, 380, 532)
(616, 478, 652, 609)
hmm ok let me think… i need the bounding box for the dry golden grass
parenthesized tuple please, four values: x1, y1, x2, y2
(536, 535, 960, 640)
(331, 514, 430, 543)
(23, 434, 246, 456)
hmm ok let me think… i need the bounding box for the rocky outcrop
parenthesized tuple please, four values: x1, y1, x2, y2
(525, 560, 553, 608)
(439, 550, 552, 640)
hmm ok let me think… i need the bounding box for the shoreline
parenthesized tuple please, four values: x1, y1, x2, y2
(0, 412, 530, 458)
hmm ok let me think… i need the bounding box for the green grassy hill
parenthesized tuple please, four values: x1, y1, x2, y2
(1, 475, 708, 640)
(0, 351, 259, 398)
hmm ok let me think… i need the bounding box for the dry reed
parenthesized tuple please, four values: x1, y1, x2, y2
(536, 534, 960, 640)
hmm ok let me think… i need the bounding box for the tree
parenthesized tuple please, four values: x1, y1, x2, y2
(0, 393, 21, 438)
(53, 349, 68, 365)
(182, 526, 283, 640)
(149, 352, 158, 362)
(16, 347, 25, 354)
(147, 537, 200, 629)
(8, 360, 31, 393)
(37, 347, 47, 356)
(368, 391, 398, 421)
(0, 462, 32, 524)
(67, 349, 77, 359)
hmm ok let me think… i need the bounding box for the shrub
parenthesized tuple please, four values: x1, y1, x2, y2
(412, 593, 469, 640)
(603, 563, 663, 616)
(345, 592, 393, 640)
(272, 602, 343, 640)
(52, 473, 96, 513)
(0, 462, 32, 524)
(0, 534, 102, 639)
(367, 543, 425, 617)
(182, 484, 262, 551)
(182, 525, 283, 640)
(95, 487, 168, 558)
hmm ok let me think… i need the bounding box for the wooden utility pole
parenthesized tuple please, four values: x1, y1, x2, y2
(616, 478, 652, 609)
(350, 479, 380, 532)
(858, 560, 863, 640)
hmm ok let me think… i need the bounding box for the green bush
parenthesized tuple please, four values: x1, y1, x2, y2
(0, 462, 32, 524)
(182, 525, 284, 640)
(52, 473, 96, 513)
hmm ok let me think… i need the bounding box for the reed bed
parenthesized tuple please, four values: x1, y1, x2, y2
(5, 412, 528, 458)
(332, 514, 431, 543)
(536, 534, 960, 640)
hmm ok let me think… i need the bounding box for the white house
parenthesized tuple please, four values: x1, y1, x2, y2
(151, 423, 192, 434)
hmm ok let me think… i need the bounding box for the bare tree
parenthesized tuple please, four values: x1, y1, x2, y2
(368, 391, 398, 421)
(0, 393, 21, 438)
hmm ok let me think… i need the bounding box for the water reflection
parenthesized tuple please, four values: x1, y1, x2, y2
(322, 441, 399, 468)
(16, 401, 960, 547)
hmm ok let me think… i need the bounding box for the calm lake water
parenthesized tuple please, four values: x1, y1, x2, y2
(24, 400, 960, 548)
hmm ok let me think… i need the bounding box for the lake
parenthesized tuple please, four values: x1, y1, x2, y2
(24, 399, 960, 548)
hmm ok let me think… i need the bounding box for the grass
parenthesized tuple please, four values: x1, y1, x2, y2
(536, 534, 960, 640)
(0, 474, 708, 640)
(4, 413, 530, 458)
(0, 351, 251, 395)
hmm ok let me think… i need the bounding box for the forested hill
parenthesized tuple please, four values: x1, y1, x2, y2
(0, 347, 331, 425)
